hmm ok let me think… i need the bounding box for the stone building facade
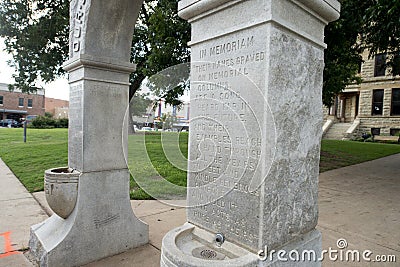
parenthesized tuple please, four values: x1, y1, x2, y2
(327, 50, 400, 137)
(0, 83, 45, 121)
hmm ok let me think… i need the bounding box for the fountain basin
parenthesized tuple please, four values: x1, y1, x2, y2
(161, 223, 258, 267)
(44, 167, 80, 219)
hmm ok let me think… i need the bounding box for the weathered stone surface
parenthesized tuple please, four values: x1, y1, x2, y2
(69, 0, 141, 62)
(29, 0, 149, 266)
(44, 167, 79, 219)
(187, 27, 274, 251)
(162, 0, 340, 266)
(30, 170, 148, 267)
(161, 223, 322, 267)
(67, 77, 131, 172)
(259, 26, 324, 250)
(186, 0, 329, 252)
(66, 0, 141, 173)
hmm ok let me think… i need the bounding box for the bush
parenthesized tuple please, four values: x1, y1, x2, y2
(55, 118, 68, 128)
(31, 116, 68, 129)
(31, 116, 54, 128)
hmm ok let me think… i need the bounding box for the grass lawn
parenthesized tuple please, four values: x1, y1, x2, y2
(127, 132, 188, 199)
(0, 128, 68, 192)
(319, 139, 400, 172)
(1, 128, 400, 199)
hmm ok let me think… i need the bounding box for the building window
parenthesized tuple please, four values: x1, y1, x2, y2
(374, 53, 386, 77)
(371, 128, 381, 136)
(372, 89, 384, 115)
(392, 53, 400, 76)
(390, 129, 400, 136)
(391, 88, 400, 116)
(19, 98, 24, 107)
(28, 99, 33, 108)
(0, 95, 3, 105)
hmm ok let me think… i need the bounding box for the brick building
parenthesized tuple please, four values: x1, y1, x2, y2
(0, 83, 45, 121)
(324, 51, 400, 139)
(45, 97, 69, 118)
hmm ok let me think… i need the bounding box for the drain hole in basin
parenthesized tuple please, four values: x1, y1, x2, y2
(192, 246, 226, 260)
(201, 249, 217, 259)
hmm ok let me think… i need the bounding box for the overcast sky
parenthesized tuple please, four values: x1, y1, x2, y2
(0, 37, 70, 100)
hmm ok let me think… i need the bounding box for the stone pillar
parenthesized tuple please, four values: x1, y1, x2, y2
(383, 88, 392, 117)
(340, 98, 345, 121)
(28, 0, 148, 266)
(161, 0, 340, 266)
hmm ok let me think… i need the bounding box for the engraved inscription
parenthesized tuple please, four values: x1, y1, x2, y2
(71, 0, 87, 54)
(188, 33, 274, 249)
(68, 83, 84, 168)
(209, 36, 254, 56)
(94, 214, 120, 229)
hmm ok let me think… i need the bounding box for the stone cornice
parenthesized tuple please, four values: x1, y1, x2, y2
(178, 0, 340, 23)
(63, 54, 135, 73)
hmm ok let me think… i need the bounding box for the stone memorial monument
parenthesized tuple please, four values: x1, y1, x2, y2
(161, 0, 340, 266)
(28, 0, 148, 266)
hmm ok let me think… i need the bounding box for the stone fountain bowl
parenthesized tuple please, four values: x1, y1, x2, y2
(44, 167, 80, 219)
(161, 223, 259, 267)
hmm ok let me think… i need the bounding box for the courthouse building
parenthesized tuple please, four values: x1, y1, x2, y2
(324, 51, 400, 139)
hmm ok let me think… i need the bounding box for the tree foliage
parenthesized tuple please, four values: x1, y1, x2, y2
(129, 0, 190, 104)
(323, 0, 366, 106)
(0, 0, 190, 104)
(130, 92, 152, 117)
(361, 0, 400, 58)
(0, 0, 69, 92)
(146, 63, 190, 107)
(323, 0, 400, 106)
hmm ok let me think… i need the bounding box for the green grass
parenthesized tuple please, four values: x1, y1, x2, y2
(1, 128, 400, 199)
(319, 139, 400, 172)
(0, 128, 68, 192)
(127, 132, 188, 199)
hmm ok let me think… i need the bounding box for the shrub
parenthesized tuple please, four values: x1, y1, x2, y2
(55, 118, 68, 128)
(31, 116, 68, 129)
(31, 116, 54, 128)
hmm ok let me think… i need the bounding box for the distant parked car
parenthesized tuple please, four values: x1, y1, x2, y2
(140, 127, 153, 131)
(0, 119, 19, 128)
(25, 115, 38, 125)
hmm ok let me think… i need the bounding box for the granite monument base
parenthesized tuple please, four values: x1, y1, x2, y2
(29, 169, 148, 267)
(161, 223, 321, 267)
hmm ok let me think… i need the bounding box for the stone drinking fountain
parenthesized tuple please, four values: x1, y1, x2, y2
(28, 1, 149, 266)
(160, 0, 340, 266)
(44, 167, 80, 219)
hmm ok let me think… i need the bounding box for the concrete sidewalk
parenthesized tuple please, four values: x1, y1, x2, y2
(1, 154, 399, 266)
(0, 159, 47, 267)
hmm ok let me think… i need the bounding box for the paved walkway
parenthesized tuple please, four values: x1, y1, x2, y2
(318, 153, 399, 266)
(0, 154, 399, 266)
(0, 159, 47, 267)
